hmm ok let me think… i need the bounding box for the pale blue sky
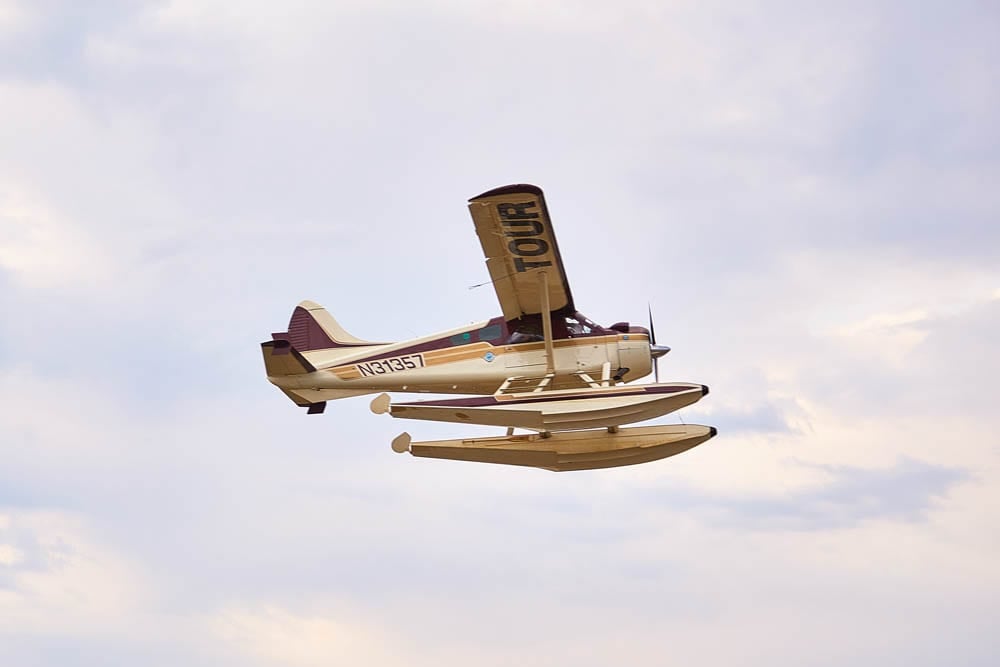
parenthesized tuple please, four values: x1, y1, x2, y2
(1, 1, 998, 664)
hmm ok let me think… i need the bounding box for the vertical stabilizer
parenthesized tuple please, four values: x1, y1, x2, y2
(282, 300, 382, 351)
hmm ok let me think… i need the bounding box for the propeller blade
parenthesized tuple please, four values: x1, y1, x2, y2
(647, 303, 657, 345)
(648, 303, 659, 383)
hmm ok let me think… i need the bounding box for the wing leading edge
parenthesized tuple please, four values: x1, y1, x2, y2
(468, 184, 575, 321)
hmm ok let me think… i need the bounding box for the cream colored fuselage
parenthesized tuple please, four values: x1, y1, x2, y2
(268, 320, 654, 403)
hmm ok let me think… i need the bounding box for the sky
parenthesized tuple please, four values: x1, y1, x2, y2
(1, 0, 998, 664)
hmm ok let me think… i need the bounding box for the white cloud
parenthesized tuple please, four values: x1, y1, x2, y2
(0, 1, 30, 35)
(0, 1, 998, 664)
(0, 80, 195, 302)
(209, 605, 402, 667)
(833, 307, 931, 366)
(0, 510, 150, 637)
(0, 183, 111, 290)
(0, 543, 24, 566)
(835, 307, 930, 336)
(0, 367, 132, 461)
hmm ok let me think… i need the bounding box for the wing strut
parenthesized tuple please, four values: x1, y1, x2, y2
(539, 270, 555, 375)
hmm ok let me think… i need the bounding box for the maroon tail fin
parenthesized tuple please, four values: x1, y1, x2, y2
(273, 301, 383, 351)
(285, 305, 337, 351)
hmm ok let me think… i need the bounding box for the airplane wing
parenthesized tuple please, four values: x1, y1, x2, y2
(468, 184, 575, 321)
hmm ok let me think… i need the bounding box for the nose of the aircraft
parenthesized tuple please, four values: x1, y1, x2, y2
(650, 344, 671, 359)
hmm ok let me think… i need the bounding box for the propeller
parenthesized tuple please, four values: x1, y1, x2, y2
(648, 303, 671, 383)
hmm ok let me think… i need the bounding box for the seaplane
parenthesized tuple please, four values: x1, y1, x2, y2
(261, 184, 716, 471)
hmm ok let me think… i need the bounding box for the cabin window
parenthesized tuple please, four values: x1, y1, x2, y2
(478, 324, 503, 341)
(508, 316, 544, 343)
(449, 331, 473, 346)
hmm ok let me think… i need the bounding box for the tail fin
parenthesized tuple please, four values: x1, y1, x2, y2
(261, 301, 383, 413)
(263, 301, 381, 377)
(283, 300, 380, 350)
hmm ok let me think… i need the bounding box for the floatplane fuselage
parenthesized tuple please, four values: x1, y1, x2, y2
(262, 184, 715, 471)
(265, 303, 664, 403)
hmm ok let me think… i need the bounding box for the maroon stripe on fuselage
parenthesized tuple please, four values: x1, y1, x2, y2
(348, 316, 507, 363)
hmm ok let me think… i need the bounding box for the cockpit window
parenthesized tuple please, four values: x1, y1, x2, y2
(506, 312, 607, 343)
(565, 313, 607, 337)
(565, 315, 592, 336)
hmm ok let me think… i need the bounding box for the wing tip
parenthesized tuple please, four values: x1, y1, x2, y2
(469, 183, 543, 201)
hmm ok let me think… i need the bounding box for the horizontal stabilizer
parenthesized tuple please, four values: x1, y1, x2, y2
(262, 340, 316, 376)
(281, 387, 380, 406)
